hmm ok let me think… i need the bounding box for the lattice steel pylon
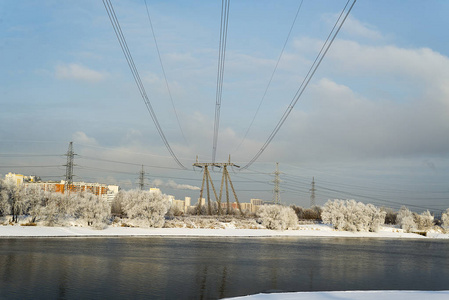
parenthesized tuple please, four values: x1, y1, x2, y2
(310, 177, 316, 207)
(139, 165, 145, 190)
(193, 155, 243, 215)
(64, 141, 75, 193)
(273, 162, 281, 204)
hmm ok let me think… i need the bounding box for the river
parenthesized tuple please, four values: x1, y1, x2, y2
(1, 237, 448, 299)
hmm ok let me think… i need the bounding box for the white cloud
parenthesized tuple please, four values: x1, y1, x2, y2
(151, 179, 164, 187)
(151, 179, 200, 191)
(72, 131, 98, 146)
(327, 40, 449, 82)
(342, 16, 383, 40)
(55, 63, 107, 82)
(276, 76, 449, 162)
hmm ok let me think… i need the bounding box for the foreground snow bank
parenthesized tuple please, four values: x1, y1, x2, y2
(227, 290, 449, 300)
(1, 224, 448, 238)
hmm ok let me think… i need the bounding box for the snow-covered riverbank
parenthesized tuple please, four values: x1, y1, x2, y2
(1, 223, 448, 239)
(227, 290, 449, 300)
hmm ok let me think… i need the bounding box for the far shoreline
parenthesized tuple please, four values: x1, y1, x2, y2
(1, 224, 448, 240)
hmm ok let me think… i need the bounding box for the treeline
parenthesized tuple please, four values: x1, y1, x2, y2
(292, 200, 449, 233)
(0, 179, 169, 229)
(2, 178, 449, 233)
(0, 179, 110, 228)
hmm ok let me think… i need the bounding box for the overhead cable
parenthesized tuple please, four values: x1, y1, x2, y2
(79, 155, 188, 171)
(241, 0, 357, 169)
(235, 0, 304, 152)
(102, 0, 187, 170)
(144, 0, 188, 144)
(212, 0, 231, 163)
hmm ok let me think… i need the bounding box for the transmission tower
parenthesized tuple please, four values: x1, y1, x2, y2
(193, 155, 243, 215)
(64, 141, 75, 193)
(273, 162, 281, 204)
(139, 165, 145, 190)
(310, 177, 316, 207)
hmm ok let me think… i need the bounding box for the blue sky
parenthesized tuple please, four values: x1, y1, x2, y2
(1, 0, 448, 213)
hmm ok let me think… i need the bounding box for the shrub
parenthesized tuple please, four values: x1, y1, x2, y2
(118, 189, 170, 228)
(77, 192, 110, 229)
(321, 199, 386, 232)
(257, 205, 298, 230)
(291, 205, 304, 219)
(292, 205, 322, 221)
(397, 206, 416, 233)
(414, 210, 434, 231)
(382, 207, 397, 225)
(442, 208, 449, 229)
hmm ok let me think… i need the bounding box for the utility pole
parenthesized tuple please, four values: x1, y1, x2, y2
(310, 177, 316, 207)
(273, 162, 281, 204)
(139, 165, 145, 190)
(64, 141, 75, 193)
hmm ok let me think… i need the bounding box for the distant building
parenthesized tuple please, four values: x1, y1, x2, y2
(5, 172, 24, 186)
(167, 195, 175, 205)
(4, 173, 119, 203)
(216, 199, 265, 214)
(150, 187, 161, 194)
(106, 185, 120, 204)
(185, 197, 191, 207)
(172, 199, 185, 212)
(250, 198, 264, 213)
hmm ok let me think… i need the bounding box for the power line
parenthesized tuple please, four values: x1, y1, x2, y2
(241, 0, 357, 169)
(78, 165, 138, 176)
(102, 0, 187, 170)
(212, 0, 231, 163)
(78, 155, 188, 171)
(316, 184, 432, 211)
(0, 165, 62, 168)
(144, 0, 188, 144)
(235, 0, 304, 152)
(0, 154, 62, 157)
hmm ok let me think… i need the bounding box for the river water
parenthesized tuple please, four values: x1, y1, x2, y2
(0, 237, 448, 299)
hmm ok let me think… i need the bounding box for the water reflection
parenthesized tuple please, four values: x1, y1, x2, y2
(0, 237, 448, 299)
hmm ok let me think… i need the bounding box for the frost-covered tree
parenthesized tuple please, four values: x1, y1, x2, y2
(41, 192, 72, 226)
(257, 205, 298, 230)
(442, 208, 449, 229)
(1, 180, 28, 222)
(26, 185, 47, 223)
(321, 199, 385, 232)
(415, 210, 434, 231)
(321, 199, 346, 230)
(119, 189, 170, 228)
(111, 191, 125, 217)
(397, 206, 416, 233)
(0, 179, 11, 217)
(75, 192, 110, 229)
(365, 204, 386, 232)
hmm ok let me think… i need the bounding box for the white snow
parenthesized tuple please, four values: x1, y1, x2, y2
(226, 290, 449, 300)
(0, 223, 448, 238)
